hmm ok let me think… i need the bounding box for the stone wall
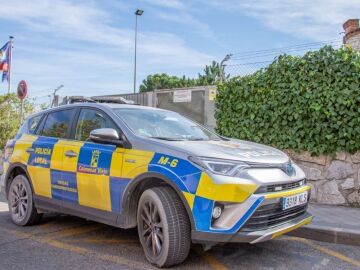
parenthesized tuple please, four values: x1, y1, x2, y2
(286, 150, 360, 207)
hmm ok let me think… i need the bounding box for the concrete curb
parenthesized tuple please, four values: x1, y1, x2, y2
(288, 224, 360, 246)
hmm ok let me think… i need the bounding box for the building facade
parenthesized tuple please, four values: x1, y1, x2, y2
(343, 19, 360, 51)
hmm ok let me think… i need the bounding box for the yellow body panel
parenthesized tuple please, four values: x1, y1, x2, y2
(27, 165, 52, 198)
(196, 173, 257, 202)
(122, 150, 154, 179)
(110, 148, 125, 178)
(183, 191, 195, 210)
(61, 140, 83, 172)
(50, 143, 64, 171)
(10, 134, 37, 165)
(264, 185, 311, 199)
(77, 173, 111, 211)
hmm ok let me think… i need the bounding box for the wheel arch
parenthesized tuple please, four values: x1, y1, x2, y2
(120, 172, 195, 230)
(4, 163, 34, 198)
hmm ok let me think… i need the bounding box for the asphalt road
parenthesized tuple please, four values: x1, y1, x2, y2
(0, 199, 359, 270)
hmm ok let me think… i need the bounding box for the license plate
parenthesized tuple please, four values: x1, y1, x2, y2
(282, 192, 308, 210)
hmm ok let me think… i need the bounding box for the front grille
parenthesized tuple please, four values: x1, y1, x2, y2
(255, 179, 306, 194)
(241, 202, 308, 232)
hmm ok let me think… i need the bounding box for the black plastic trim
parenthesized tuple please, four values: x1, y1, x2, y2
(121, 172, 195, 230)
(4, 163, 34, 198)
(34, 196, 126, 228)
(191, 212, 312, 244)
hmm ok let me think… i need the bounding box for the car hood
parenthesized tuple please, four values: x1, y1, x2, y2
(157, 138, 290, 164)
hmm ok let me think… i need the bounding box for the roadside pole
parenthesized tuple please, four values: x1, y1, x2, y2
(7, 36, 14, 94)
(17, 80, 28, 125)
(19, 99, 23, 124)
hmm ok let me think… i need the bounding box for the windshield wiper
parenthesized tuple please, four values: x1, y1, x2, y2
(149, 136, 182, 141)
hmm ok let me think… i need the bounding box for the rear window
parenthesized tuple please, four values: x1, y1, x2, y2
(41, 109, 74, 139)
(28, 115, 43, 134)
(17, 114, 43, 135)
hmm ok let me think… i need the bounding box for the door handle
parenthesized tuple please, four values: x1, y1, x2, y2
(64, 150, 78, 158)
(26, 148, 34, 153)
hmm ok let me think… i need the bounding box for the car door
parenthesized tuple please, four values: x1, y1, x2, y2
(62, 108, 125, 215)
(28, 109, 75, 202)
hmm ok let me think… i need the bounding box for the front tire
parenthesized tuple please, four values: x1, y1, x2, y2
(137, 186, 191, 267)
(8, 175, 42, 226)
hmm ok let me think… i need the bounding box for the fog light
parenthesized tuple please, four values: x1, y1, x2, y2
(212, 206, 222, 219)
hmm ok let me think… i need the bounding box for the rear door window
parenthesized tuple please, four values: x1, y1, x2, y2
(41, 109, 74, 139)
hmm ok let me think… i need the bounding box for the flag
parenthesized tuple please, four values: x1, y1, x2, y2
(0, 42, 10, 82)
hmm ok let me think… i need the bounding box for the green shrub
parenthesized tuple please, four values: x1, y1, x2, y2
(0, 94, 35, 149)
(215, 46, 360, 155)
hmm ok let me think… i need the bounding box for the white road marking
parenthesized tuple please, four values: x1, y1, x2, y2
(0, 201, 8, 212)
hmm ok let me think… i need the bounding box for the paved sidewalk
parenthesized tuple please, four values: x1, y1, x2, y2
(289, 204, 360, 246)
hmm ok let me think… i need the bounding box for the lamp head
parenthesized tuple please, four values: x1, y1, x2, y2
(135, 9, 144, 16)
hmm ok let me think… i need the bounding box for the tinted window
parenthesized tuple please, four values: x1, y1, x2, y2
(41, 110, 74, 138)
(17, 114, 42, 135)
(75, 109, 118, 141)
(17, 122, 28, 135)
(28, 115, 43, 134)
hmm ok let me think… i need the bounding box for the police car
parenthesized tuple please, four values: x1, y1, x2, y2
(1, 103, 312, 267)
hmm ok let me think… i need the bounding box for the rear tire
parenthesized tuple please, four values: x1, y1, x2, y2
(137, 186, 191, 267)
(8, 175, 42, 226)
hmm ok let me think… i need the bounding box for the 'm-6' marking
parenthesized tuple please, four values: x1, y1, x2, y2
(157, 156, 178, 167)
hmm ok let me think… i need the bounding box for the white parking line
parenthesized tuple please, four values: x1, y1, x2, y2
(0, 201, 8, 212)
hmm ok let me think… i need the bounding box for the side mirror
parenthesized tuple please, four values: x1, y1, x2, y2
(89, 128, 124, 147)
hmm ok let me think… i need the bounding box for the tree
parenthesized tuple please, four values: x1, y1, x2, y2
(198, 61, 227, 85)
(139, 73, 198, 92)
(139, 61, 227, 92)
(0, 94, 35, 148)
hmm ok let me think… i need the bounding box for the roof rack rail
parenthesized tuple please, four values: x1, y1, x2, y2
(62, 95, 136, 105)
(67, 96, 96, 104)
(91, 96, 135, 104)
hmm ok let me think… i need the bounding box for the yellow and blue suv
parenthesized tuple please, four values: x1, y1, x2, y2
(1, 103, 312, 267)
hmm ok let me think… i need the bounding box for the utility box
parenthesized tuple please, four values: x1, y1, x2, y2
(154, 86, 217, 130)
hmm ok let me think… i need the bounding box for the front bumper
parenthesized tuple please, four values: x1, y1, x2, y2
(192, 212, 313, 244)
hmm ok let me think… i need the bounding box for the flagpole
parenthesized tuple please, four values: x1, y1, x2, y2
(7, 36, 13, 94)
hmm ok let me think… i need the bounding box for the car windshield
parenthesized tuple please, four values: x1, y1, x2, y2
(114, 108, 222, 141)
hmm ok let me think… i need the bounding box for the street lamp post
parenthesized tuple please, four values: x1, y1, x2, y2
(133, 9, 144, 94)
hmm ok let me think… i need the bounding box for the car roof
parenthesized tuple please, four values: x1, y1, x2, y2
(28, 103, 166, 119)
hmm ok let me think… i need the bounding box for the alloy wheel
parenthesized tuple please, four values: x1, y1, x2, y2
(9, 181, 28, 223)
(140, 200, 164, 257)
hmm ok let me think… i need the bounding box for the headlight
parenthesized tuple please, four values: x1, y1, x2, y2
(189, 156, 250, 176)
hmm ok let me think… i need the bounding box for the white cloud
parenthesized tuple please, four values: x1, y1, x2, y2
(206, 0, 360, 40)
(0, 0, 216, 96)
(154, 10, 214, 39)
(139, 32, 212, 68)
(140, 0, 185, 9)
(0, 0, 133, 48)
(0, 0, 213, 66)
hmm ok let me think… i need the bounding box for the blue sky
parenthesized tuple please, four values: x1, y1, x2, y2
(0, 0, 359, 104)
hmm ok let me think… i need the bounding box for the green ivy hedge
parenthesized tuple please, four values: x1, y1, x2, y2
(215, 46, 360, 155)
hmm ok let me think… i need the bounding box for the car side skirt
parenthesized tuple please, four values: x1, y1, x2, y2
(34, 195, 133, 229)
